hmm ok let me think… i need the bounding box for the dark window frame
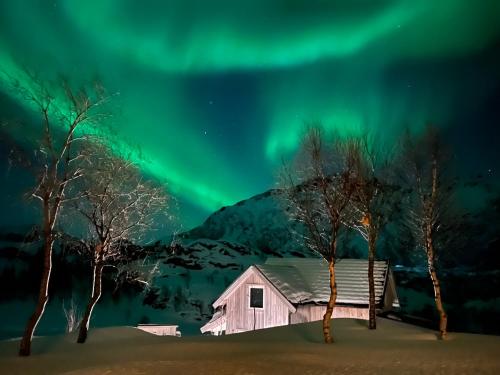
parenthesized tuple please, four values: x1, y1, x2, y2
(249, 287, 264, 308)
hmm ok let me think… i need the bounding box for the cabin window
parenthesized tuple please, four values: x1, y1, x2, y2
(249, 287, 264, 308)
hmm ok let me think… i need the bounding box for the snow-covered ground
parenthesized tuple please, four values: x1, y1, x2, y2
(1, 318, 499, 374)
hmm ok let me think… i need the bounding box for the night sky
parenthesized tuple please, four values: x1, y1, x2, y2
(1, 0, 499, 229)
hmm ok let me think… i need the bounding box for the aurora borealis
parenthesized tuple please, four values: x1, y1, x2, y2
(1, 0, 500, 228)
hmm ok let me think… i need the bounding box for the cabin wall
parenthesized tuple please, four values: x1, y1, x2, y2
(291, 305, 369, 324)
(225, 270, 290, 334)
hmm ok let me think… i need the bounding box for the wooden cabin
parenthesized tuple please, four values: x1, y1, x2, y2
(201, 258, 399, 335)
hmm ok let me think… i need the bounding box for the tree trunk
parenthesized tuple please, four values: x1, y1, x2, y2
(322, 257, 337, 343)
(427, 148, 447, 339)
(19, 204, 54, 357)
(77, 260, 104, 344)
(426, 234, 447, 339)
(367, 229, 376, 330)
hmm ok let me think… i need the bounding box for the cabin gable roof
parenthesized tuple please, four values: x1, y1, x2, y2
(212, 266, 296, 313)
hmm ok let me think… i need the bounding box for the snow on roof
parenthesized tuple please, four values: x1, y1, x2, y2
(257, 258, 390, 305)
(255, 264, 313, 303)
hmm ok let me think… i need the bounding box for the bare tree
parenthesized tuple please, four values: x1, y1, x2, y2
(62, 298, 82, 333)
(281, 126, 356, 343)
(71, 143, 170, 343)
(399, 126, 452, 340)
(111, 254, 161, 296)
(0, 71, 109, 356)
(344, 135, 397, 330)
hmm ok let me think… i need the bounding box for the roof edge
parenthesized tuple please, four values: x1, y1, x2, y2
(212, 266, 256, 308)
(253, 265, 297, 313)
(213, 265, 296, 313)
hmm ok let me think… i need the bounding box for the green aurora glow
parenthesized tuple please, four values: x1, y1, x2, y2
(1, 0, 499, 227)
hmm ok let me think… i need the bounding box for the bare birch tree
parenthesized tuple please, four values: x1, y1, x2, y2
(1, 71, 109, 356)
(344, 135, 397, 330)
(71, 143, 169, 343)
(281, 126, 356, 343)
(399, 126, 452, 339)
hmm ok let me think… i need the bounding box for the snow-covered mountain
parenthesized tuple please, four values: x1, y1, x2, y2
(180, 189, 311, 258)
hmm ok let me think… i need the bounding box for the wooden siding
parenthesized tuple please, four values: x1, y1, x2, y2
(225, 269, 291, 334)
(290, 305, 369, 324)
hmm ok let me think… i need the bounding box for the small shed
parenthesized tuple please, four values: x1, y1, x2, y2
(137, 324, 181, 337)
(201, 258, 399, 335)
